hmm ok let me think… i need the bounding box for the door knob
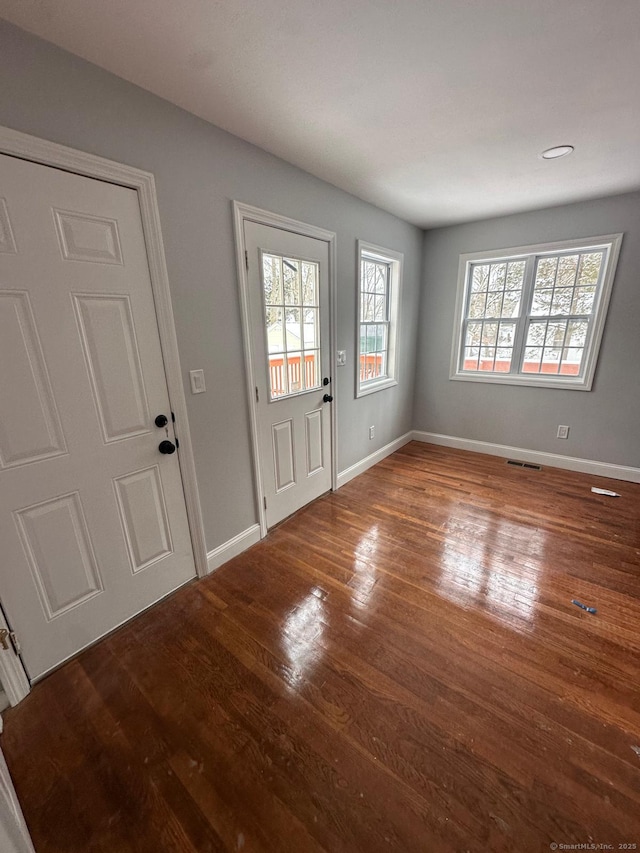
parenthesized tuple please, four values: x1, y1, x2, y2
(155, 414, 168, 427)
(322, 377, 330, 386)
(323, 393, 333, 403)
(158, 440, 176, 454)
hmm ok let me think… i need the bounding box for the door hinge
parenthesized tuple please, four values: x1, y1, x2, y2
(263, 496, 267, 510)
(0, 628, 20, 654)
(245, 250, 249, 271)
(255, 386, 259, 403)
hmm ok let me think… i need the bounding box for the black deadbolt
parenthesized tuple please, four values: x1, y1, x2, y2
(322, 377, 330, 386)
(155, 414, 169, 428)
(158, 440, 176, 454)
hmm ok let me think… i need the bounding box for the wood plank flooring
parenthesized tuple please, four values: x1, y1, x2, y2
(3, 442, 640, 852)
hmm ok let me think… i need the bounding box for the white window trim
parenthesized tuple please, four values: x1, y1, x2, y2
(356, 241, 403, 398)
(449, 233, 623, 391)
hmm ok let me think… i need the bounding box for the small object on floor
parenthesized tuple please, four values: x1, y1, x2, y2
(591, 487, 620, 497)
(572, 599, 597, 614)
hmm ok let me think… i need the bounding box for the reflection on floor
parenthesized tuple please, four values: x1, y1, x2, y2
(4, 442, 640, 852)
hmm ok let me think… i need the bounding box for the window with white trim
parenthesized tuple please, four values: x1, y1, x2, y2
(357, 241, 402, 396)
(450, 234, 622, 390)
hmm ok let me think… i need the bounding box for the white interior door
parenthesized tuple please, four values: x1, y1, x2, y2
(0, 153, 196, 680)
(245, 222, 332, 528)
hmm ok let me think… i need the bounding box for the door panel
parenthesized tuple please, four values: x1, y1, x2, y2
(0, 291, 67, 468)
(0, 153, 196, 679)
(245, 222, 332, 527)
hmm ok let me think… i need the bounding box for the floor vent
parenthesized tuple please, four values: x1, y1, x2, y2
(506, 459, 542, 471)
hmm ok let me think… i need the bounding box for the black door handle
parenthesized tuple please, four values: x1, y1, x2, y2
(159, 440, 176, 454)
(323, 394, 333, 403)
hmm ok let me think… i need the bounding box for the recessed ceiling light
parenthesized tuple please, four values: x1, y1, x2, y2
(541, 145, 574, 160)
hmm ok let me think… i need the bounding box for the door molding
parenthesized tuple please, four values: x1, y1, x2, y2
(0, 607, 29, 707)
(0, 127, 208, 591)
(232, 202, 338, 537)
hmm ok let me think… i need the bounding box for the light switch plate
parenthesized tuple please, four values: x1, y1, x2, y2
(337, 350, 347, 366)
(190, 369, 206, 394)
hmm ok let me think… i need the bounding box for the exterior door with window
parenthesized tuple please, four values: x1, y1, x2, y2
(0, 153, 196, 681)
(244, 222, 332, 528)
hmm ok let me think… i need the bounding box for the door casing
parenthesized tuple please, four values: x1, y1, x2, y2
(0, 126, 209, 702)
(232, 202, 338, 537)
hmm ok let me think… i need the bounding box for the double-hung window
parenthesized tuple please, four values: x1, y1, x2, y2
(450, 234, 622, 390)
(357, 241, 402, 396)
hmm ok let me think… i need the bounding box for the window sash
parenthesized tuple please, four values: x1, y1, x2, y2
(360, 258, 391, 384)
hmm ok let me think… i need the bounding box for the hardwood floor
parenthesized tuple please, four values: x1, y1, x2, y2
(3, 442, 640, 852)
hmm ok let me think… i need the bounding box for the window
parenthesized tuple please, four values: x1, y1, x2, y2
(450, 234, 622, 390)
(261, 252, 321, 400)
(357, 241, 402, 396)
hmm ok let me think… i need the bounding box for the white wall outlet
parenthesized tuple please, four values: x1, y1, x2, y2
(369, 425, 375, 440)
(190, 369, 206, 394)
(337, 350, 347, 366)
(557, 424, 570, 439)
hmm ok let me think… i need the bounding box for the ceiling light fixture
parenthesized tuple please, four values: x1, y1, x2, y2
(541, 145, 574, 160)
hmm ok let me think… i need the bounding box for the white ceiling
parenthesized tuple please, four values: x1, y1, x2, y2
(2, 0, 640, 227)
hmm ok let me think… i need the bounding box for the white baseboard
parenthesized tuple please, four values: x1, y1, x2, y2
(412, 431, 640, 484)
(337, 431, 413, 488)
(207, 523, 261, 572)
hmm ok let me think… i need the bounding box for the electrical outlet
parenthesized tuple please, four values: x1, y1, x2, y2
(557, 424, 570, 439)
(369, 426, 375, 440)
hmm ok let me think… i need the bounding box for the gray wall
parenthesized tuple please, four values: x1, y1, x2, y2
(0, 20, 423, 551)
(415, 191, 640, 467)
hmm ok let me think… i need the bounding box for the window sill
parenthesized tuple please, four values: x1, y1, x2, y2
(449, 371, 592, 391)
(356, 377, 398, 398)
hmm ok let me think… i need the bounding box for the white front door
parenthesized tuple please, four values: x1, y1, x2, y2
(245, 222, 332, 528)
(0, 154, 196, 680)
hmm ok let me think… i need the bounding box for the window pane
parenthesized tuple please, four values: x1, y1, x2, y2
(545, 321, 567, 347)
(365, 325, 377, 354)
(501, 292, 521, 318)
(286, 352, 303, 392)
(302, 263, 318, 306)
(531, 289, 553, 316)
(373, 294, 386, 321)
(303, 308, 318, 350)
(370, 264, 383, 294)
(506, 260, 526, 290)
(551, 288, 573, 315)
(377, 324, 388, 351)
(560, 347, 583, 375)
(557, 255, 579, 287)
(535, 257, 558, 289)
(566, 320, 588, 347)
(285, 307, 301, 351)
(523, 347, 542, 372)
(526, 321, 547, 346)
(542, 347, 561, 373)
(571, 287, 596, 314)
(479, 347, 496, 370)
(266, 307, 284, 353)
(465, 321, 482, 347)
(464, 347, 479, 370)
(481, 322, 498, 346)
(263, 254, 283, 304)
(468, 293, 487, 318)
(361, 292, 375, 322)
(488, 263, 506, 290)
(495, 348, 512, 371)
(471, 264, 489, 292)
(498, 322, 516, 347)
(484, 292, 504, 318)
(283, 259, 301, 304)
(304, 350, 320, 389)
(269, 355, 287, 396)
(577, 252, 603, 285)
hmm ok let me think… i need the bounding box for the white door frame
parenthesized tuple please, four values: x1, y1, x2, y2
(232, 202, 338, 537)
(0, 126, 209, 700)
